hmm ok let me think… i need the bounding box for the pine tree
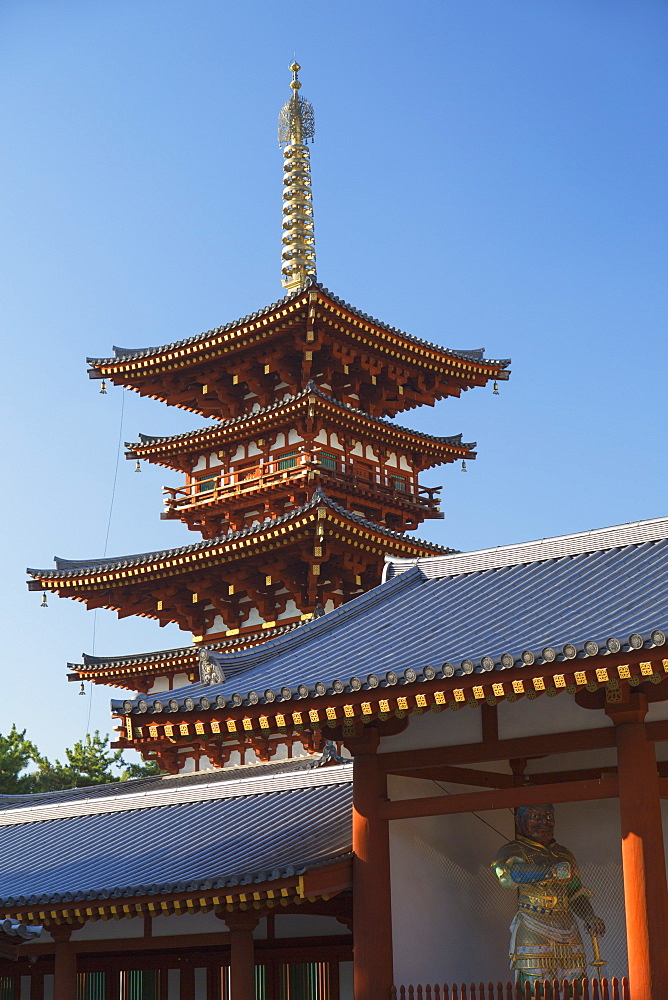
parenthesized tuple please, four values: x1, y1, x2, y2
(0, 729, 164, 793)
(0, 726, 42, 794)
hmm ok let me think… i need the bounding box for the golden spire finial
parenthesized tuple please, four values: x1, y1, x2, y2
(278, 61, 316, 291)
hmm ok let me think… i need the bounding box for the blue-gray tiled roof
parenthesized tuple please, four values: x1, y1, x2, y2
(114, 517, 668, 715)
(0, 919, 41, 941)
(0, 761, 352, 907)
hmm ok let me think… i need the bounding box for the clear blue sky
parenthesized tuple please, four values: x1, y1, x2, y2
(1, 0, 666, 760)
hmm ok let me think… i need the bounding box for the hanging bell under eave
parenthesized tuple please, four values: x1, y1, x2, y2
(100, 380, 107, 395)
(461, 460, 467, 473)
(135, 460, 141, 473)
(493, 381, 499, 395)
(79, 682, 86, 696)
(40, 593, 48, 608)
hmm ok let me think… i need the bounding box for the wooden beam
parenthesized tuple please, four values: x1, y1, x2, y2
(391, 764, 516, 788)
(379, 775, 619, 820)
(379, 719, 668, 773)
(21, 931, 352, 960)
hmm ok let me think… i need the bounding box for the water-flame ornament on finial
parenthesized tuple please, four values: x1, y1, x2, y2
(278, 61, 316, 291)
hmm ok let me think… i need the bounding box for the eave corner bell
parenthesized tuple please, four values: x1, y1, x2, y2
(278, 61, 317, 292)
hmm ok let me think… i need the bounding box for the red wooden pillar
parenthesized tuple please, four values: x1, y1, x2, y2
(29, 973, 45, 1000)
(105, 968, 120, 1000)
(226, 913, 258, 1000)
(52, 938, 77, 1000)
(608, 692, 668, 1000)
(181, 962, 196, 1000)
(206, 965, 221, 1000)
(264, 958, 279, 1000)
(347, 728, 393, 1000)
(159, 967, 170, 1000)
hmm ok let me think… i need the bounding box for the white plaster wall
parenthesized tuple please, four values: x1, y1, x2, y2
(278, 599, 300, 620)
(498, 693, 613, 739)
(274, 914, 348, 937)
(647, 699, 668, 722)
(399, 456, 412, 472)
(288, 429, 301, 444)
(526, 746, 618, 773)
(195, 968, 207, 1000)
(351, 442, 363, 456)
(315, 429, 328, 444)
(193, 455, 207, 471)
(172, 672, 190, 688)
(330, 432, 341, 448)
(365, 445, 379, 461)
(248, 441, 262, 456)
(73, 917, 144, 940)
(168, 968, 180, 1000)
(232, 444, 245, 460)
(340, 962, 354, 1000)
(271, 433, 286, 450)
(241, 605, 265, 627)
(152, 914, 268, 938)
(148, 676, 170, 694)
(390, 790, 630, 986)
(379, 706, 482, 753)
(206, 614, 225, 634)
(209, 452, 222, 467)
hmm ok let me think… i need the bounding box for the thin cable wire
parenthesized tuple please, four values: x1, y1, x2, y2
(431, 778, 513, 840)
(87, 389, 126, 734)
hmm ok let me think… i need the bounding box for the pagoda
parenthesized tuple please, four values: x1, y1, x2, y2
(28, 63, 510, 702)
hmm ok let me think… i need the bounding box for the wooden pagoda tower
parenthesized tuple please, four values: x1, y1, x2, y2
(28, 63, 510, 701)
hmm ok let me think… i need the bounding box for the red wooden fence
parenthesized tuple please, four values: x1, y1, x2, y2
(391, 979, 630, 1000)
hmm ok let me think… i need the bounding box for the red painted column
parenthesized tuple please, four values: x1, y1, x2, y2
(609, 692, 668, 1000)
(105, 969, 120, 1000)
(348, 728, 393, 1000)
(226, 913, 258, 1000)
(52, 940, 77, 1000)
(180, 962, 196, 1000)
(29, 973, 45, 1000)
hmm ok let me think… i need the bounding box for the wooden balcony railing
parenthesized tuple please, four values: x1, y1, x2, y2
(391, 980, 630, 1000)
(163, 450, 443, 517)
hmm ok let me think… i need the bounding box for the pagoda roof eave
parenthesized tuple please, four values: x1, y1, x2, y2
(87, 279, 511, 377)
(124, 383, 476, 470)
(112, 516, 668, 719)
(27, 490, 452, 587)
(68, 621, 305, 686)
